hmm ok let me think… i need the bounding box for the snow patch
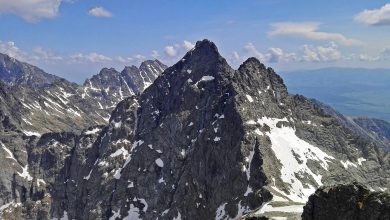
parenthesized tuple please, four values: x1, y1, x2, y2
(357, 157, 366, 165)
(246, 94, 254, 102)
(215, 203, 227, 220)
(85, 128, 101, 135)
(341, 160, 357, 169)
(22, 130, 41, 137)
(18, 165, 33, 181)
(257, 117, 335, 203)
(155, 158, 164, 167)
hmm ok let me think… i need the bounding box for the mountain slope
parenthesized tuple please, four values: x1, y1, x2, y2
(352, 118, 390, 152)
(0, 53, 62, 88)
(311, 99, 390, 152)
(1, 40, 389, 220)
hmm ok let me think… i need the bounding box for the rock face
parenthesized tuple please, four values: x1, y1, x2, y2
(0, 53, 61, 88)
(302, 183, 390, 220)
(312, 100, 390, 152)
(0, 40, 389, 220)
(353, 117, 390, 151)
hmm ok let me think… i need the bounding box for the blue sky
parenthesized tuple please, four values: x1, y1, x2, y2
(1, 0, 390, 83)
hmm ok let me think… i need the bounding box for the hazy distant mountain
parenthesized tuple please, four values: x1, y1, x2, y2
(0, 53, 62, 87)
(280, 67, 390, 122)
(1, 40, 388, 220)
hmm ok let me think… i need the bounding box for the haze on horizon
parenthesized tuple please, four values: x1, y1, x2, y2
(1, 0, 390, 83)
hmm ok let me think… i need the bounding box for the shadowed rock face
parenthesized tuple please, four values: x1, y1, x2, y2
(302, 183, 390, 220)
(0, 40, 389, 220)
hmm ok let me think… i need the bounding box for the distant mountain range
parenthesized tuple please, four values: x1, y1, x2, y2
(280, 67, 390, 122)
(0, 40, 388, 219)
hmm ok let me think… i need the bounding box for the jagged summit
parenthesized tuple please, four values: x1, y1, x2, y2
(0, 52, 62, 88)
(98, 67, 119, 75)
(239, 57, 267, 71)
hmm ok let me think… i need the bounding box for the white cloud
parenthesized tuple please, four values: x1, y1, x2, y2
(244, 42, 266, 61)
(70, 52, 112, 63)
(268, 22, 363, 46)
(164, 46, 177, 57)
(0, 0, 62, 22)
(151, 50, 160, 59)
(0, 41, 28, 61)
(32, 47, 63, 61)
(183, 40, 195, 50)
(116, 54, 146, 64)
(267, 47, 284, 63)
(1, 40, 62, 64)
(381, 47, 390, 58)
(243, 43, 298, 63)
(88, 6, 112, 18)
(354, 4, 390, 26)
(358, 54, 380, 62)
(302, 42, 341, 62)
(133, 54, 145, 62)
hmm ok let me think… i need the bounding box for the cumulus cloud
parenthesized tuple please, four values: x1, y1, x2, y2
(70, 52, 112, 63)
(354, 4, 390, 26)
(243, 43, 298, 63)
(151, 50, 160, 59)
(0, 0, 62, 22)
(116, 54, 146, 64)
(358, 54, 380, 62)
(381, 47, 390, 58)
(88, 6, 112, 18)
(268, 22, 363, 46)
(0, 40, 63, 64)
(183, 40, 195, 50)
(0, 41, 28, 61)
(244, 42, 267, 61)
(302, 42, 342, 62)
(164, 46, 178, 57)
(32, 47, 63, 62)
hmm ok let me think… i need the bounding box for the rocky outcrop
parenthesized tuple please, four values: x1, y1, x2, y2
(302, 183, 390, 220)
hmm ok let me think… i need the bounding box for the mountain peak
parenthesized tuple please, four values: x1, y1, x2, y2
(0, 52, 62, 88)
(239, 57, 267, 71)
(194, 39, 219, 52)
(98, 67, 118, 75)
